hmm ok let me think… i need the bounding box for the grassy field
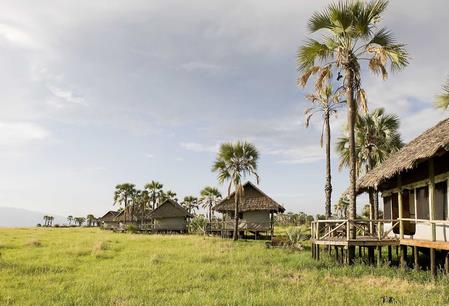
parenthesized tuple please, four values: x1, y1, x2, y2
(1, 228, 448, 305)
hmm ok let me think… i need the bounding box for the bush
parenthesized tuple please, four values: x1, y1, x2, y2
(189, 216, 208, 233)
(54, 224, 60, 228)
(126, 224, 139, 234)
(36, 224, 42, 227)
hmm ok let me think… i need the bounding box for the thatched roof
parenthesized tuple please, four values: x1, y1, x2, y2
(148, 199, 193, 219)
(357, 117, 449, 192)
(99, 211, 120, 222)
(213, 181, 285, 213)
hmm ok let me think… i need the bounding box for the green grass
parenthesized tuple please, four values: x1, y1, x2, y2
(0, 228, 448, 305)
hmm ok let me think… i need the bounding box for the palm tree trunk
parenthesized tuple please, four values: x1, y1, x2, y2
(345, 68, 357, 231)
(324, 111, 332, 219)
(233, 191, 239, 241)
(345, 67, 356, 263)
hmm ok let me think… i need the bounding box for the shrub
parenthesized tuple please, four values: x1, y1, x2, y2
(54, 224, 60, 228)
(189, 216, 208, 233)
(36, 224, 42, 227)
(126, 224, 139, 234)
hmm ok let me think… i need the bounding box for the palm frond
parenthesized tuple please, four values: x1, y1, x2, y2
(297, 39, 334, 71)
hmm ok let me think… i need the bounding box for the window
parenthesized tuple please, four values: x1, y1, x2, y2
(416, 186, 429, 219)
(435, 181, 448, 220)
(383, 196, 392, 220)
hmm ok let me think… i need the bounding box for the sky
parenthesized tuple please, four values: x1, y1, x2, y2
(0, 0, 448, 218)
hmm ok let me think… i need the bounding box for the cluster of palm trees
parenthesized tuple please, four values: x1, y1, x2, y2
(298, 0, 409, 230)
(112, 180, 223, 224)
(66, 215, 96, 227)
(42, 215, 54, 227)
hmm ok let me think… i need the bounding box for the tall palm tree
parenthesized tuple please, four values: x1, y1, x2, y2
(162, 190, 178, 203)
(144, 181, 164, 208)
(43, 215, 48, 227)
(336, 107, 403, 220)
(199, 186, 222, 222)
(134, 190, 150, 227)
(67, 215, 73, 226)
(212, 141, 259, 241)
(48, 216, 54, 227)
(114, 183, 136, 223)
(435, 76, 449, 110)
(182, 196, 199, 216)
(297, 0, 409, 244)
(335, 194, 349, 218)
(86, 214, 96, 227)
(304, 83, 343, 218)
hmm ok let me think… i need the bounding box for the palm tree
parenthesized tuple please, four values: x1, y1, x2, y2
(199, 186, 222, 222)
(212, 141, 259, 241)
(86, 214, 96, 227)
(48, 216, 54, 227)
(134, 190, 150, 227)
(336, 107, 403, 220)
(297, 0, 409, 242)
(162, 190, 178, 203)
(335, 194, 349, 218)
(74, 217, 85, 227)
(43, 215, 48, 227)
(114, 183, 136, 223)
(435, 76, 449, 110)
(67, 215, 73, 226)
(144, 181, 164, 209)
(182, 196, 199, 216)
(304, 84, 343, 218)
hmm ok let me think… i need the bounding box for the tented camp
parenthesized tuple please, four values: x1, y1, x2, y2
(311, 117, 449, 275)
(148, 199, 193, 233)
(210, 181, 285, 238)
(98, 211, 120, 229)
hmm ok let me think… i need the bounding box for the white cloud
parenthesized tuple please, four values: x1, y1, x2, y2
(180, 142, 218, 153)
(179, 61, 225, 73)
(0, 23, 42, 50)
(0, 122, 49, 146)
(47, 85, 87, 107)
(145, 153, 154, 158)
(268, 145, 325, 164)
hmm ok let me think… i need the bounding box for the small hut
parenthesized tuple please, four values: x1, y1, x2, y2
(212, 181, 285, 238)
(148, 199, 193, 233)
(356, 117, 449, 274)
(98, 211, 120, 229)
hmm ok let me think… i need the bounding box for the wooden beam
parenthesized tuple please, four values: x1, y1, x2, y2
(398, 175, 404, 239)
(388, 246, 393, 265)
(400, 239, 449, 250)
(429, 160, 436, 243)
(400, 245, 407, 269)
(377, 246, 382, 267)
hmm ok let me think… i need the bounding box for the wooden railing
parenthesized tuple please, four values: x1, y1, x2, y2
(311, 219, 399, 242)
(205, 220, 272, 232)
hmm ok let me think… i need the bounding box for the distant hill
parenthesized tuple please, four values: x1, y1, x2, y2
(0, 207, 65, 227)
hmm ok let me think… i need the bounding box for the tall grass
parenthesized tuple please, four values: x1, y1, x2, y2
(0, 228, 448, 305)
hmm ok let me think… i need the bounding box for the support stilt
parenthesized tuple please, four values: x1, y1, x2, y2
(400, 245, 407, 269)
(414, 246, 419, 271)
(377, 246, 382, 267)
(388, 246, 393, 265)
(430, 248, 436, 278)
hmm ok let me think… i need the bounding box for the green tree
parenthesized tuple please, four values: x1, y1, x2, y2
(336, 107, 402, 220)
(199, 186, 222, 222)
(43, 215, 48, 227)
(212, 141, 259, 241)
(161, 190, 178, 203)
(86, 214, 96, 227)
(182, 196, 199, 216)
(67, 215, 73, 226)
(133, 190, 150, 227)
(144, 181, 164, 209)
(297, 0, 409, 241)
(435, 76, 449, 110)
(304, 84, 343, 218)
(74, 217, 85, 227)
(335, 194, 349, 219)
(114, 183, 136, 223)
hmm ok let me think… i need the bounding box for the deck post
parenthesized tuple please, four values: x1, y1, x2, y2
(429, 160, 437, 243)
(445, 252, 449, 275)
(335, 246, 339, 262)
(400, 245, 407, 269)
(316, 244, 320, 260)
(387, 246, 392, 265)
(368, 247, 375, 265)
(341, 247, 345, 264)
(430, 248, 437, 277)
(270, 212, 274, 240)
(414, 246, 419, 270)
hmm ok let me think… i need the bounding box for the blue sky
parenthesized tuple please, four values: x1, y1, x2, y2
(0, 0, 448, 217)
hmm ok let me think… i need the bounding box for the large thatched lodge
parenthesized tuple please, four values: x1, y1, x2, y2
(312, 118, 449, 275)
(207, 181, 285, 239)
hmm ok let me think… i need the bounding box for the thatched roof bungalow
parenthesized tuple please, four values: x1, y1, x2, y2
(98, 211, 120, 229)
(213, 181, 285, 235)
(148, 199, 193, 233)
(356, 117, 449, 246)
